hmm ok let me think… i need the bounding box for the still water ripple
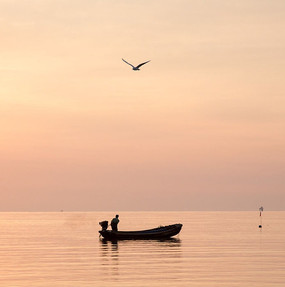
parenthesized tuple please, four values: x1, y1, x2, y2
(0, 212, 284, 287)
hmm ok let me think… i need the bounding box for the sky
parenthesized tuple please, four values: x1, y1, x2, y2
(1, 0, 285, 211)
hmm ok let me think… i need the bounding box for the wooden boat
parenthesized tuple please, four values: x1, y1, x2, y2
(99, 223, 182, 240)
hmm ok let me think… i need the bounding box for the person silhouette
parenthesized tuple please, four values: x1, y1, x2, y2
(111, 214, 119, 231)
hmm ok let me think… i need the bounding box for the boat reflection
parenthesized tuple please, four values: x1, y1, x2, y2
(100, 237, 181, 246)
(99, 239, 120, 277)
(100, 239, 119, 257)
(99, 237, 182, 281)
(99, 237, 182, 260)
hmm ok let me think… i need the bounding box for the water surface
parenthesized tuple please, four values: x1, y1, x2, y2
(0, 212, 284, 287)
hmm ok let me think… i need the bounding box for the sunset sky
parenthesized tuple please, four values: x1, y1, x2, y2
(1, 0, 285, 211)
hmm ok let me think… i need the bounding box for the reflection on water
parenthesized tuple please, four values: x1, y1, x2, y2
(100, 239, 119, 253)
(100, 240, 120, 277)
(99, 238, 182, 281)
(100, 237, 181, 246)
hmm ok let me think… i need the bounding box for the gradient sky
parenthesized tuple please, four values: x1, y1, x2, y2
(1, 0, 285, 211)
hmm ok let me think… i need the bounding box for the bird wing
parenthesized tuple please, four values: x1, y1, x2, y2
(136, 60, 151, 68)
(122, 58, 135, 68)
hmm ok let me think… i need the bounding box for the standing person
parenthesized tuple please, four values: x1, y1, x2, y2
(111, 214, 119, 231)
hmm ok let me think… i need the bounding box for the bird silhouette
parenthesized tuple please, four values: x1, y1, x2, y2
(122, 58, 151, 71)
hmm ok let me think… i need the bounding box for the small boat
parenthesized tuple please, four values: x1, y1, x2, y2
(99, 222, 183, 240)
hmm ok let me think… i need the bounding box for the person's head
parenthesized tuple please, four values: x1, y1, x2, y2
(116, 214, 119, 218)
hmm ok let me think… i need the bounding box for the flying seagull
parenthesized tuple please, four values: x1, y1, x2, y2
(122, 58, 151, 71)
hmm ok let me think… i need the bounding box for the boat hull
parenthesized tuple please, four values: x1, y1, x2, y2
(99, 223, 182, 240)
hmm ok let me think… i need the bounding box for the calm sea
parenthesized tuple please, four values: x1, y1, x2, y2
(0, 212, 284, 287)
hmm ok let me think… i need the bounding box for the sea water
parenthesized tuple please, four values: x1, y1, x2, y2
(0, 212, 284, 287)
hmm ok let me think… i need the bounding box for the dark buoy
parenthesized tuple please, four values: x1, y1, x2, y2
(258, 206, 264, 229)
